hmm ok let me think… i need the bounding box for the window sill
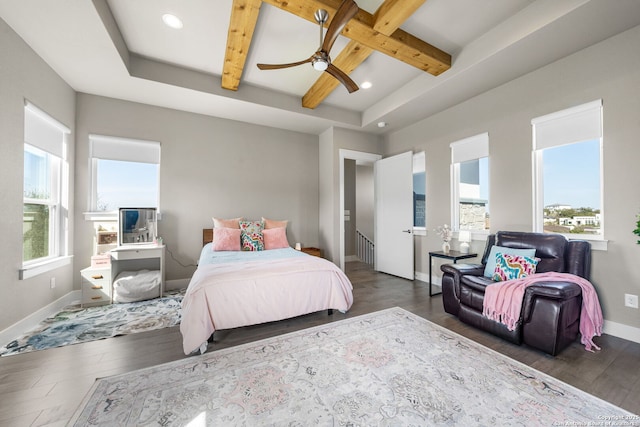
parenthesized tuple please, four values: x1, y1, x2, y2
(84, 211, 162, 221)
(413, 227, 426, 236)
(20, 255, 73, 280)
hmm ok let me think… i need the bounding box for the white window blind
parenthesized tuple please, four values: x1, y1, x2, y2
(24, 101, 70, 157)
(90, 134, 161, 164)
(532, 100, 602, 150)
(450, 132, 489, 164)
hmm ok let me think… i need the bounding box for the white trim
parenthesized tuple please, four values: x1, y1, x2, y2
(339, 149, 382, 271)
(415, 270, 430, 284)
(450, 132, 489, 164)
(0, 290, 81, 346)
(603, 320, 640, 345)
(19, 255, 73, 280)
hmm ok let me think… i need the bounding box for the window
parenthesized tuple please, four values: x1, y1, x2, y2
(532, 100, 603, 240)
(413, 152, 426, 230)
(22, 102, 70, 278)
(450, 133, 490, 232)
(89, 135, 160, 215)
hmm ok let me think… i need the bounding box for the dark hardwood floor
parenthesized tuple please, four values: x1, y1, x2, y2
(1, 261, 639, 426)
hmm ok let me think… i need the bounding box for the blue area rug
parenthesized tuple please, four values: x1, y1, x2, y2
(0, 291, 183, 356)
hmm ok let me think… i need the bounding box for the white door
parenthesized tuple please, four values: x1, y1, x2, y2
(374, 151, 414, 280)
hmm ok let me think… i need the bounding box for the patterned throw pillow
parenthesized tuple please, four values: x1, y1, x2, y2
(492, 252, 539, 282)
(239, 220, 265, 251)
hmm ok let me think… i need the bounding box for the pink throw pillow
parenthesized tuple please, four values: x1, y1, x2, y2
(262, 217, 288, 229)
(263, 227, 290, 250)
(212, 227, 241, 251)
(212, 216, 243, 229)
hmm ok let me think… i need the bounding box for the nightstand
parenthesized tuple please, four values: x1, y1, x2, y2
(80, 266, 112, 307)
(300, 247, 322, 257)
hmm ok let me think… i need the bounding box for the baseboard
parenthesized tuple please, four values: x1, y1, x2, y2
(0, 290, 81, 346)
(415, 271, 433, 284)
(603, 320, 640, 344)
(166, 278, 190, 291)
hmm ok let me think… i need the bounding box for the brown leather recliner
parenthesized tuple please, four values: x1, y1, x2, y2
(441, 231, 591, 356)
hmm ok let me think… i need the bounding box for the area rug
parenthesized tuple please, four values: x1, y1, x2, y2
(70, 307, 637, 426)
(0, 291, 184, 356)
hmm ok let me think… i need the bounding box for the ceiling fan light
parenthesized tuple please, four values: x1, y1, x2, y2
(162, 13, 183, 29)
(312, 59, 328, 71)
(361, 81, 372, 89)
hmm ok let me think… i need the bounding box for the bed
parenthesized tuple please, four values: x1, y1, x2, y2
(179, 229, 354, 355)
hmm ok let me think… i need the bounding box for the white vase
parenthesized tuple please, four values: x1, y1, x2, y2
(442, 241, 451, 254)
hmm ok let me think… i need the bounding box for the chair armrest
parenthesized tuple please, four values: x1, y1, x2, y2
(440, 263, 485, 278)
(522, 281, 582, 322)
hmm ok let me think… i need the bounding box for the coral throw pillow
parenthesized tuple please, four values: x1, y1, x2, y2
(212, 227, 241, 251)
(239, 220, 265, 251)
(262, 217, 288, 230)
(492, 253, 539, 282)
(212, 216, 243, 229)
(263, 227, 290, 250)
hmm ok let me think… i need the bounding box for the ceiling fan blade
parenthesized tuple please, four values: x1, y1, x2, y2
(325, 63, 359, 93)
(257, 57, 312, 70)
(322, 0, 359, 54)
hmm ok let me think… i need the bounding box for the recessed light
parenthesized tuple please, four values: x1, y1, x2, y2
(377, 121, 388, 128)
(162, 13, 183, 29)
(361, 81, 372, 89)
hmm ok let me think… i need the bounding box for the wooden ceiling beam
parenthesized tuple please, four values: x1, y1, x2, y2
(303, 0, 427, 109)
(222, 0, 262, 91)
(260, 0, 451, 75)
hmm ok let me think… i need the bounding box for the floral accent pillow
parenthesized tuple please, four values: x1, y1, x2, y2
(492, 252, 539, 282)
(239, 220, 265, 251)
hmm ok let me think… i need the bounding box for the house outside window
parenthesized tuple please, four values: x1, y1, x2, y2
(21, 102, 71, 279)
(450, 133, 490, 232)
(88, 135, 161, 216)
(532, 100, 603, 241)
(413, 151, 426, 230)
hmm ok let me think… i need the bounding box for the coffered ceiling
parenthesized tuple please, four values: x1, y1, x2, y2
(1, 0, 639, 135)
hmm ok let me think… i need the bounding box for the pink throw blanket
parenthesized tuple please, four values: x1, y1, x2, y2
(483, 272, 603, 352)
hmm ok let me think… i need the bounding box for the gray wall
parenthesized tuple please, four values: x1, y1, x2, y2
(385, 25, 640, 330)
(74, 94, 319, 283)
(0, 18, 76, 331)
(356, 165, 375, 241)
(319, 127, 383, 264)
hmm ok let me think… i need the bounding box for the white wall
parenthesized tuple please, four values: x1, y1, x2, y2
(0, 18, 76, 332)
(385, 25, 640, 329)
(74, 94, 320, 283)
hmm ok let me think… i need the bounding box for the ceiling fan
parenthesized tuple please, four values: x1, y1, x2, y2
(257, 0, 360, 93)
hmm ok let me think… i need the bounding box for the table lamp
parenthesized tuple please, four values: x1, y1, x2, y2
(459, 230, 471, 254)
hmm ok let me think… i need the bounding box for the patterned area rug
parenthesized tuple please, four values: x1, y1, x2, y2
(70, 307, 637, 426)
(0, 291, 184, 356)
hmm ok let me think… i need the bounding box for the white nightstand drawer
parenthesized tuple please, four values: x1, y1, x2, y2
(81, 267, 112, 307)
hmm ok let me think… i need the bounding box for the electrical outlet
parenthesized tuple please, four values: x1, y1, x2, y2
(50, 277, 56, 289)
(624, 294, 638, 309)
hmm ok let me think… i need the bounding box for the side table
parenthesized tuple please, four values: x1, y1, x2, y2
(428, 250, 478, 296)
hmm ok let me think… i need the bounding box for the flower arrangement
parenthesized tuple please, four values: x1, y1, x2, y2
(634, 214, 640, 244)
(435, 224, 452, 242)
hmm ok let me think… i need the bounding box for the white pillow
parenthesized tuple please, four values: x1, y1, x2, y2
(483, 245, 536, 278)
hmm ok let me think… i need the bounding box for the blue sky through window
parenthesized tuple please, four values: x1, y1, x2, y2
(96, 159, 159, 211)
(542, 139, 600, 209)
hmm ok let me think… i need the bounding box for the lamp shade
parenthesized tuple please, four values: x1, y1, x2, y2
(459, 230, 471, 254)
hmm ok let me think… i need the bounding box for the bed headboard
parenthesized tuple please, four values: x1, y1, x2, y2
(203, 228, 213, 246)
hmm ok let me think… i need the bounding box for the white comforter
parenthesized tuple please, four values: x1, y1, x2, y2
(180, 247, 353, 355)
